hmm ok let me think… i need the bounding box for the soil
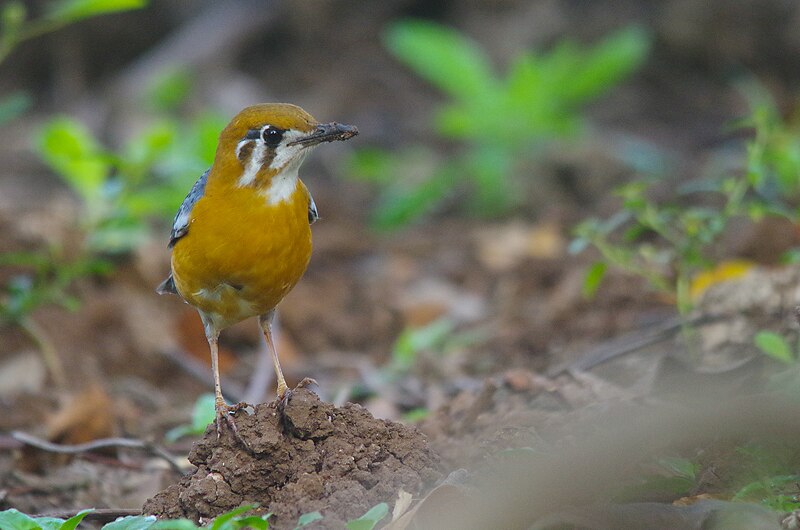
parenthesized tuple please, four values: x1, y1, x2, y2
(3, 1, 800, 528)
(142, 381, 442, 529)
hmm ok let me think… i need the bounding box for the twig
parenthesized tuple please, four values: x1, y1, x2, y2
(19, 316, 67, 391)
(547, 313, 724, 376)
(10, 431, 185, 476)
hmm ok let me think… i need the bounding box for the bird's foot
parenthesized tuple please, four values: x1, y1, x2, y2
(214, 401, 252, 451)
(276, 378, 318, 430)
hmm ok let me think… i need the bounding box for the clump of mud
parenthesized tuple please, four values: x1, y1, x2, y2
(143, 382, 442, 529)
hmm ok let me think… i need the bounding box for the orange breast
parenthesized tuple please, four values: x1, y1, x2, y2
(170, 179, 312, 329)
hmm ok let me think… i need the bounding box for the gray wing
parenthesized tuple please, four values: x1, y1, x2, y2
(308, 192, 319, 224)
(168, 169, 209, 248)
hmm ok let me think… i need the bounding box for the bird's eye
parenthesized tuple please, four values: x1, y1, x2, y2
(261, 126, 284, 147)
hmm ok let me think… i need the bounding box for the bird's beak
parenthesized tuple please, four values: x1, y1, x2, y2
(289, 122, 359, 147)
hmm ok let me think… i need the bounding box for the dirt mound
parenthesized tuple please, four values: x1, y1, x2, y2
(143, 381, 442, 529)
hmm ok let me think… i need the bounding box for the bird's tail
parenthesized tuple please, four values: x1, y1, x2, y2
(156, 274, 178, 295)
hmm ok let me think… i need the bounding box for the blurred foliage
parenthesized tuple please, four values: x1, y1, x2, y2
(0, 89, 31, 124)
(0, 0, 147, 125)
(294, 512, 323, 529)
(0, 507, 92, 530)
(0, 0, 146, 63)
(620, 456, 700, 499)
(164, 392, 216, 442)
(390, 317, 485, 374)
(572, 86, 800, 315)
(345, 503, 388, 530)
(0, 249, 109, 388)
(0, 250, 108, 325)
(0, 502, 394, 530)
(731, 443, 800, 512)
(623, 444, 800, 513)
(349, 20, 650, 230)
(755, 330, 796, 365)
(0, 505, 270, 530)
(35, 73, 225, 254)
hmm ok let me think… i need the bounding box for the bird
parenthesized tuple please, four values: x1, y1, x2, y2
(157, 103, 358, 431)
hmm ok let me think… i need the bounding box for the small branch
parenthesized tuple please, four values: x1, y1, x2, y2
(19, 316, 67, 391)
(10, 431, 185, 476)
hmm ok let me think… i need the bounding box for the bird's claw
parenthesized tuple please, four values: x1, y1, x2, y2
(214, 401, 253, 451)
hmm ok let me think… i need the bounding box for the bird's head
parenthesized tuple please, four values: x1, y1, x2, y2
(213, 103, 358, 193)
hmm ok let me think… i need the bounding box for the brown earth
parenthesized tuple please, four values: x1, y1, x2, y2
(142, 381, 442, 529)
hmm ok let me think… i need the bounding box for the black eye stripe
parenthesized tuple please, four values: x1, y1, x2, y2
(244, 129, 260, 140)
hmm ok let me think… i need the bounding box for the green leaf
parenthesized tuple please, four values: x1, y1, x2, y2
(145, 68, 193, 112)
(733, 475, 800, 504)
(582, 261, 607, 299)
(295, 512, 323, 528)
(225, 515, 269, 530)
(754, 331, 795, 365)
(0, 509, 42, 530)
(373, 165, 456, 230)
(102, 515, 158, 530)
(392, 318, 455, 371)
(48, 0, 146, 23)
(465, 146, 515, 215)
(37, 117, 109, 203)
(560, 26, 650, 105)
(401, 407, 429, 423)
(657, 457, 697, 481)
(347, 149, 395, 185)
(149, 519, 199, 530)
(208, 505, 258, 530)
(345, 503, 388, 530)
(0, 0, 28, 44)
(384, 19, 496, 100)
(165, 393, 215, 442)
(0, 90, 32, 125)
(58, 509, 93, 530)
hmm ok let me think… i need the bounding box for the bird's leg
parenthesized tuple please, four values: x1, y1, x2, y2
(259, 310, 289, 399)
(202, 315, 246, 443)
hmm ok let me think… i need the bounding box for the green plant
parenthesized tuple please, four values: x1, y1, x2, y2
(349, 21, 650, 229)
(0, 249, 109, 388)
(165, 393, 216, 442)
(0, 0, 147, 125)
(0, 508, 91, 530)
(0, 0, 146, 64)
(729, 443, 800, 512)
(0, 506, 271, 530)
(345, 503, 388, 530)
(36, 108, 225, 254)
(572, 86, 800, 315)
(572, 176, 752, 315)
(742, 85, 800, 206)
(294, 512, 323, 529)
(755, 330, 797, 365)
(389, 317, 485, 374)
(617, 456, 700, 500)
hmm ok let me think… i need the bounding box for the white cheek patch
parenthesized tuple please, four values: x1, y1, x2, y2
(236, 129, 315, 204)
(268, 129, 306, 171)
(260, 129, 314, 205)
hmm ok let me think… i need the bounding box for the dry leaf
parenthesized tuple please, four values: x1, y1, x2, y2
(690, 260, 754, 300)
(475, 221, 565, 271)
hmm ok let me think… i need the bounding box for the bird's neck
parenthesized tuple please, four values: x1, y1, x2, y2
(206, 154, 305, 206)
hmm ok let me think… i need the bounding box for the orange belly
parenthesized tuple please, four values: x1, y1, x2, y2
(170, 180, 312, 330)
